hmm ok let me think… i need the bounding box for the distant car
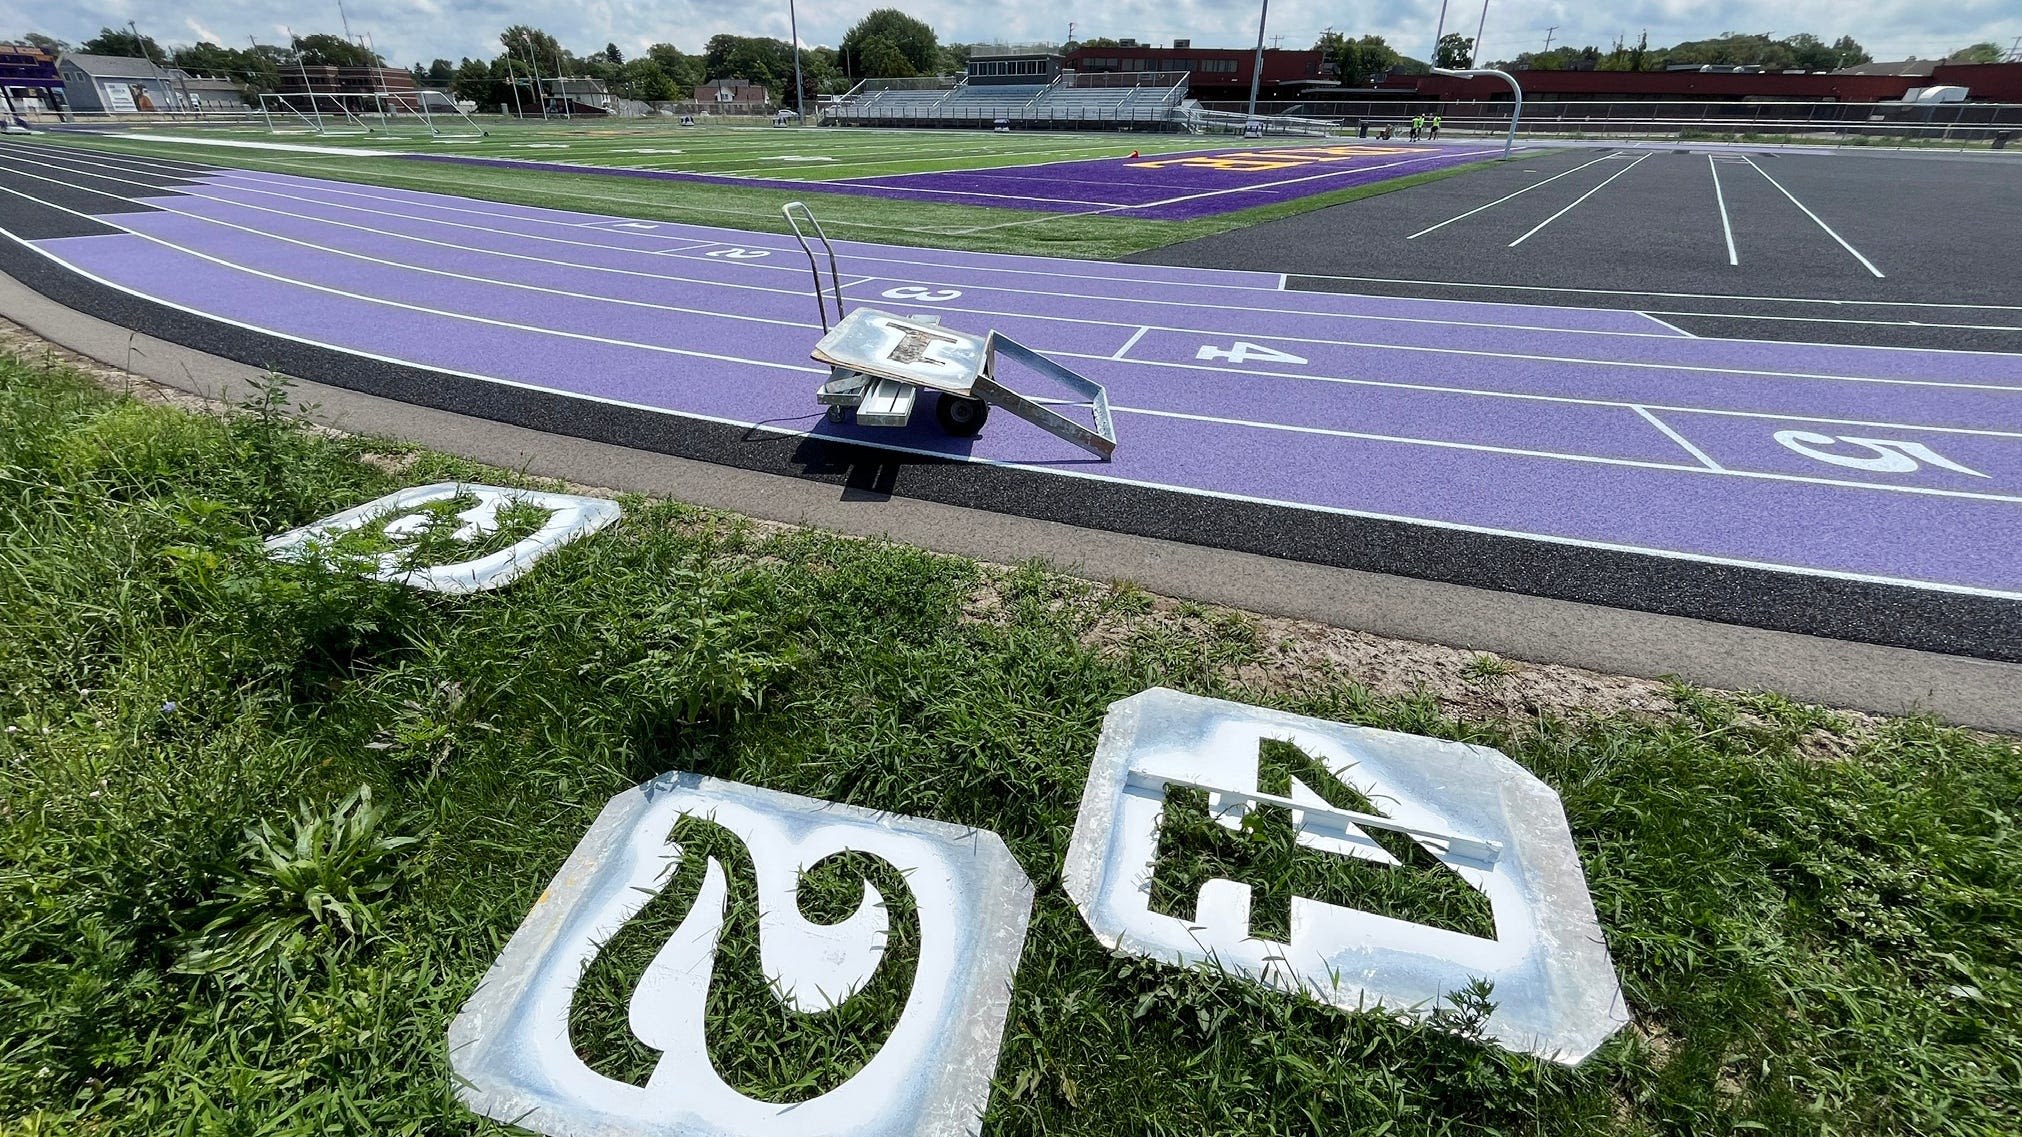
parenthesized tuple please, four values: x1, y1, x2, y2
(773, 109, 802, 126)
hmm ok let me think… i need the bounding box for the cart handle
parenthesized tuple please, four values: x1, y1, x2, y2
(781, 201, 846, 333)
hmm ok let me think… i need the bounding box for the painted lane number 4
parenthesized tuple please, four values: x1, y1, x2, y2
(1774, 430, 1988, 478)
(1197, 341, 1310, 366)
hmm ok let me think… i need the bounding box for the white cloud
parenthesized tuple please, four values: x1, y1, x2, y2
(3, 0, 2012, 67)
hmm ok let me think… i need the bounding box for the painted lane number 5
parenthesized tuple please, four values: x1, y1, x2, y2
(1774, 430, 1988, 478)
(1196, 341, 1310, 366)
(880, 285, 963, 303)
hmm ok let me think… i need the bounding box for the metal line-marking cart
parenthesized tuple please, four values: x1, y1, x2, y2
(783, 202, 1117, 461)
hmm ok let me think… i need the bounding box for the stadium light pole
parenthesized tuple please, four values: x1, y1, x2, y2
(789, 0, 805, 124)
(1244, 0, 1269, 120)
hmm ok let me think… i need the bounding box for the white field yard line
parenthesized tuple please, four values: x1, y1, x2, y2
(1741, 155, 1886, 279)
(18, 145, 2010, 395)
(14, 162, 2019, 458)
(6, 181, 2020, 515)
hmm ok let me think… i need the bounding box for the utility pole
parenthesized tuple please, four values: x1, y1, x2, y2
(129, 19, 191, 118)
(789, 0, 805, 124)
(1245, 0, 1270, 120)
(1542, 26, 1557, 53)
(2009, 36, 2021, 62)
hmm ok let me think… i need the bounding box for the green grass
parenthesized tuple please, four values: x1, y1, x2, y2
(2, 351, 2020, 1135)
(24, 124, 1496, 260)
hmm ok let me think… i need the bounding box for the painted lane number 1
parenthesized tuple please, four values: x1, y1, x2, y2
(1196, 341, 1310, 367)
(1774, 431, 1987, 478)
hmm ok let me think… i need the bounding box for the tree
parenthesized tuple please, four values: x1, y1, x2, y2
(79, 27, 163, 60)
(500, 26, 563, 71)
(1829, 36, 1871, 68)
(857, 37, 913, 79)
(425, 58, 455, 87)
(21, 33, 68, 55)
(839, 9, 939, 79)
(294, 33, 382, 68)
(1947, 42, 2005, 64)
(619, 58, 677, 101)
(604, 42, 624, 65)
(450, 57, 494, 103)
(1434, 33, 1473, 69)
(1355, 35, 1400, 78)
(646, 43, 705, 92)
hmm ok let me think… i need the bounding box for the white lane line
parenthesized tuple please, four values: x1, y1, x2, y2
(7, 195, 2021, 519)
(11, 148, 1736, 347)
(15, 155, 2017, 418)
(1111, 326, 1151, 360)
(1508, 153, 1651, 247)
(1281, 273, 2022, 312)
(1634, 406, 1725, 470)
(1708, 154, 1739, 267)
(1643, 309, 2022, 333)
(1105, 404, 2022, 508)
(0, 182, 824, 377)
(18, 211, 2011, 607)
(1638, 313, 1698, 337)
(1741, 156, 1886, 279)
(1406, 152, 1619, 239)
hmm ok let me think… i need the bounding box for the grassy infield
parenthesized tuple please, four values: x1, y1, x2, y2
(2, 124, 2019, 1134)
(35, 124, 1492, 260)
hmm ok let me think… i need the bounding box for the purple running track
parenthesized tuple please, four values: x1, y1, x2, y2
(397, 142, 1512, 220)
(5, 146, 2021, 600)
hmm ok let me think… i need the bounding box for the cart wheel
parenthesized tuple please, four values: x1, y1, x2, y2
(936, 393, 989, 437)
(826, 404, 848, 424)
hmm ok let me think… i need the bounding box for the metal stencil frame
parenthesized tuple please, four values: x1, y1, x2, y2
(264, 482, 620, 594)
(449, 772, 1036, 1137)
(1063, 687, 1628, 1064)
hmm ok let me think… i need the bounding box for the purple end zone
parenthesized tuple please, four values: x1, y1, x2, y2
(397, 142, 1510, 220)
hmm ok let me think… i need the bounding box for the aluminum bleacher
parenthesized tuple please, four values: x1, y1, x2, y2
(825, 71, 1192, 131)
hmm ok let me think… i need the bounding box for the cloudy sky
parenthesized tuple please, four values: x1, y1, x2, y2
(9, 0, 2017, 70)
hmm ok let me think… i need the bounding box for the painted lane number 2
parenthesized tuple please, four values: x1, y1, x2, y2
(1196, 341, 1310, 367)
(880, 285, 963, 303)
(705, 247, 769, 259)
(1774, 431, 1987, 478)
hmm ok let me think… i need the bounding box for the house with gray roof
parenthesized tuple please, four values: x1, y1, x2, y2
(58, 52, 180, 113)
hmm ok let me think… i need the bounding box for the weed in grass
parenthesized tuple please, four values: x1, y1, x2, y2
(175, 785, 420, 981)
(1462, 651, 1522, 683)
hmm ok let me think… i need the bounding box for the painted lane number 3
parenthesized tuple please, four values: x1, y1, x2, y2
(1196, 341, 1310, 366)
(1774, 431, 1988, 478)
(880, 285, 963, 303)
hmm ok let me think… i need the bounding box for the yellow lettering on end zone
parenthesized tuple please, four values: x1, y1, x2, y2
(1126, 156, 1304, 171)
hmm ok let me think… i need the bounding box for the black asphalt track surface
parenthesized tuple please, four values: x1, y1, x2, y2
(1131, 148, 2022, 354)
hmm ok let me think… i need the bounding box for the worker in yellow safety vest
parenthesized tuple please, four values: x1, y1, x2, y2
(1411, 113, 1424, 140)
(1431, 114, 1443, 139)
